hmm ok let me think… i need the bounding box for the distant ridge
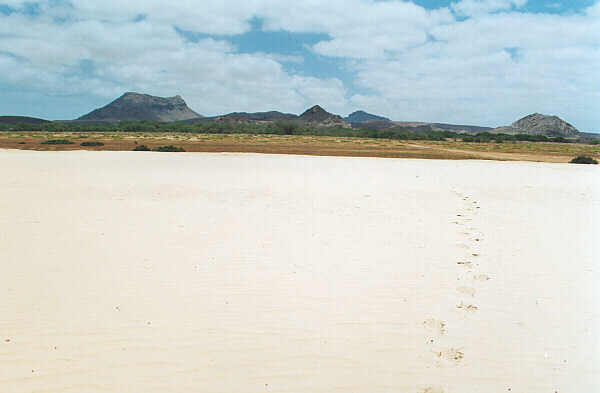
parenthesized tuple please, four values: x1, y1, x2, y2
(344, 110, 390, 123)
(186, 111, 298, 124)
(493, 113, 580, 137)
(77, 92, 202, 122)
(351, 119, 493, 134)
(0, 116, 49, 124)
(68, 93, 588, 137)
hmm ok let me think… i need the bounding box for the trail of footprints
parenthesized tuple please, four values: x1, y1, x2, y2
(421, 187, 491, 375)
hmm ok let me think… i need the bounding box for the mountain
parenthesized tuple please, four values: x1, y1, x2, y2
(0, 116, 50, 124)
(298, 105, 351, 128)
(77, 92, 202, 122)
(493, 113, 580, 137)
(344, 110, 390, 123)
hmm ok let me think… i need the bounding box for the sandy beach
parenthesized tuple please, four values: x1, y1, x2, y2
(1, 150, 598, 393)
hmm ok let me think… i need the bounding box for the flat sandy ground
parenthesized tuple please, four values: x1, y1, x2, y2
(1, 150, 598, 393)
(1, 132, 600, 163)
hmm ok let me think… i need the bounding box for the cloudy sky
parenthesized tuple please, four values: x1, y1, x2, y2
(1, 0, 598, 131)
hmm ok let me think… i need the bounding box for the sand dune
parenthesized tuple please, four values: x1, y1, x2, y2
(1, 150, 598, 392)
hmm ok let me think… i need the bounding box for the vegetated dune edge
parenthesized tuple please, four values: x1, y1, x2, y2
(1, 133, 599, 163)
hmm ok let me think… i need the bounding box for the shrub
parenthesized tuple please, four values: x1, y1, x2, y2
(569, 156, 598, 164)
(18, 141, 26, 144)
(80, 141, 104, 146)
(133, 144, 151, 151)
(40, 139, 74, 145)
(153, 145, 185, 152)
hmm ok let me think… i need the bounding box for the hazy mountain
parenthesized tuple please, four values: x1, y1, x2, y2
(77, 92, 202, 122)
(0, 116, 50, 124)
(493, 113, 580, 137)
(344, 110, 390, 123)
(299, 105, 351, 128)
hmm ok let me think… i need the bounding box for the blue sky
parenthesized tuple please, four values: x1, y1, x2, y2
(0, 0, 598, 132)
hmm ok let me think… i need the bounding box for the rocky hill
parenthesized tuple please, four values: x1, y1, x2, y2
(344, 110, 390, 123)
(299, 105, 351, 128)
(493, 113, 580, 137)
(77, 92, 202, 122)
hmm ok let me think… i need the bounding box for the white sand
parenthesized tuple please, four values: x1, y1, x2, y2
(1, 150, 598, 393)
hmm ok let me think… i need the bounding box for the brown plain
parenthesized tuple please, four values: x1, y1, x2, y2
(1, 132, 599, 162)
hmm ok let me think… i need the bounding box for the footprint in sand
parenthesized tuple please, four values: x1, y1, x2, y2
(457, 286, 475, 296)
(435, 347, 464, 365)
(418, 387, 445, 393)
(423, 319, 446, 334)
(456, 301, 478, 312)
(474, 274, 490, 281)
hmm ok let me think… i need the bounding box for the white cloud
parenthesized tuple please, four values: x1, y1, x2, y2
(344, 3, 600, 129)
(451, 0, 528, 17)
(0, 2, 347, 116)
(260, 1, 453, 59)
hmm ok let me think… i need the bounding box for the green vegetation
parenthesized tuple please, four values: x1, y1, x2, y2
(1, 119, 597, 145)
(153, 145, 185, 152)
(569, 156, 598, 164)
(40, 139, 75, 145)
(132, 144, 185, 152)
(458, 132, 574, 144)
(80, 141, 104, 146)
(133, 144, 151, 151)
(18, 141, 25, 144)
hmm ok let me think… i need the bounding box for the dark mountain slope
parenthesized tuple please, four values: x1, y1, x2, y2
(78, 92, 202, 122)
(344, 110, 390, 123)
(0, 116, 50, 124)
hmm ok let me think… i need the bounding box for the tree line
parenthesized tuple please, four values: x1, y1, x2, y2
(1, 120, 598, 145)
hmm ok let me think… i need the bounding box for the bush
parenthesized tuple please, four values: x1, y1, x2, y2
(18, 141, 26, 144)
(133, 144, 151, 151)
(153, 145, 185, 152)
(40, 139, 74, 145)
(570, 156, 598, 164)
(80, 141, 104, 146)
